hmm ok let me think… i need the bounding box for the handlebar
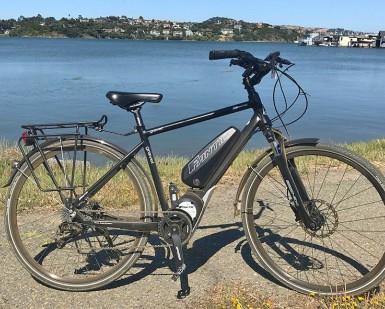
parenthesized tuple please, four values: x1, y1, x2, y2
(209, 50, 240, 60)
(209, 49, 291, 66)
(209, 49, 292, 85)
(209, 49, 292, 68)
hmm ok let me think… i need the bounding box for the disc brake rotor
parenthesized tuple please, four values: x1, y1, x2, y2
(300, 199, 339, 238)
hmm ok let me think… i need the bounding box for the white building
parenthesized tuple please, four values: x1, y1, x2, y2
(221, 28, 234, 35)
(300, 32, 319, 46)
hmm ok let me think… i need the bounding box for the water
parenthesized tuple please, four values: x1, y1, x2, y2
(1, 37, 385, 157)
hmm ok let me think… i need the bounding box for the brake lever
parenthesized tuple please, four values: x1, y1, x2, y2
(229, 59, 239, 66)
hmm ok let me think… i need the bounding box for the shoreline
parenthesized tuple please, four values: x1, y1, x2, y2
(0, 34, 293, 43)
(0, 34, 295, 44)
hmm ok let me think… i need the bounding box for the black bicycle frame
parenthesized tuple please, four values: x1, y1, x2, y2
(74, 76, 316, 232)
(76, 100, 253, 209)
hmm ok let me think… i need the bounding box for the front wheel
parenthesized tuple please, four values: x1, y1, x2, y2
(242, 143, 385, 295)
(5, 137, 153, 291)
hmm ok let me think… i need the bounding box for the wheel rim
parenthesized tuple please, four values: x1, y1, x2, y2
(6, 139, 150, 289)
(244, 147, 385, 294)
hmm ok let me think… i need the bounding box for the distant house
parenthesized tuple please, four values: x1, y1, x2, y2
(103, 28, 125, 34)
(376, 31, 385, 47)
(338, 35, 376, 47)
(350, 35, 376, 48)
(201, 29, 213, 35)
(221, 28, 234, 35)
(150, 30, 160, 37)
(319, 35, 338, 46)
(300, 32, 319, 45)
(173, 30, 183, 37)
(234, 24, 242, 32)
(339, 35, 354, 47)
(185, 29, 193, 36)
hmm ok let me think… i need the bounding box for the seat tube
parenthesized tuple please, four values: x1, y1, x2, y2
(131, 108, 169, 211)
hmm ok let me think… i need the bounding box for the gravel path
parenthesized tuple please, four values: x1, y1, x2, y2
(0, 185, 300, 309)
(2, 170, 385, 309)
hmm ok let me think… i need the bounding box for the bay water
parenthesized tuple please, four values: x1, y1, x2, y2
(0, 37, 384, 157)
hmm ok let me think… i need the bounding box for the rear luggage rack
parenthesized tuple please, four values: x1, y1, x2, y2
(17, 115, 108, 194)
(21, 115, 108, 136)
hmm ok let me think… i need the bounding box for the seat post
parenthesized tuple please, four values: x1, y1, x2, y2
(130, 106, 145, 128)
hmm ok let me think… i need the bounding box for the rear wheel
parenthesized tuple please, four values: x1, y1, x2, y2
(5, 137, 153, 291)
(242, 143, 385, 295)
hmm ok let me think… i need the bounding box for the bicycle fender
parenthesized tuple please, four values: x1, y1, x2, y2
(3, 137, 70, 188)
(233, 138, 319, 215)
(2, 149, 34, 188)
(3, 164, 19, 188)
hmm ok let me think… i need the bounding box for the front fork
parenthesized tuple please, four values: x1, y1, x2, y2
(263, 127, 322, 231)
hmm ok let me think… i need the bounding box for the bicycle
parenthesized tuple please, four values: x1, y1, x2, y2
(4, 49, 385, 299)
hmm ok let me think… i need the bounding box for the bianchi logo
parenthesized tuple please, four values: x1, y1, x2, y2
(188, 129, 234, 174)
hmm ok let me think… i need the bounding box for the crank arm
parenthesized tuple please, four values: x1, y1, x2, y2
(170, 224, 191, 298)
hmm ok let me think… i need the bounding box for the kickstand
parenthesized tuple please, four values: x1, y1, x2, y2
(170, 224, 191, 299)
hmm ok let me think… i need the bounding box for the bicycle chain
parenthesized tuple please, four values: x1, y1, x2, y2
(76, 208, 182, 250)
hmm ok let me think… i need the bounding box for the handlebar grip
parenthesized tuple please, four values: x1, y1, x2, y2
(209, 50, 240, 60)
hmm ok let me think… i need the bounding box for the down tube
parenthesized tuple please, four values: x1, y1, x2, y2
(203, 113, 261, 191)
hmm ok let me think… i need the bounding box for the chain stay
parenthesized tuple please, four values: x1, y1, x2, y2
(77, 208, 186, 250)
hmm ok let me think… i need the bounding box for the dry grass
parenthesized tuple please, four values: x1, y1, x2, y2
(188, 281, 385, 309)
(1, 138, 385, 211)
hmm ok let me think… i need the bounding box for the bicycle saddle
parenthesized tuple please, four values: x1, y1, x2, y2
(106, 91, 163, 111)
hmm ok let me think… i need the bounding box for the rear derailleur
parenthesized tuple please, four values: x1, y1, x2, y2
(54, 221, 83, 249)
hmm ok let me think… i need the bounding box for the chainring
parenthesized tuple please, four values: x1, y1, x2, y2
(159, 211, 193, 245)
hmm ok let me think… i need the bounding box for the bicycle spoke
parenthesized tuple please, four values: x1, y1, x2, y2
(244, 145, 385, 295)
(6, 138, 151, 290)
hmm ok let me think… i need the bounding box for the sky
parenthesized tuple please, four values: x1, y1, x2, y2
(0, 0, 384, 33)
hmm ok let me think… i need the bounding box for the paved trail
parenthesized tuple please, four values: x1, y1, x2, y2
(0, 185, 302, 309)
(2, 176, 385, 309)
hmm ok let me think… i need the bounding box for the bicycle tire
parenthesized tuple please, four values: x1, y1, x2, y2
(242, 143, 385, 295)
(5, 136, 153, 291)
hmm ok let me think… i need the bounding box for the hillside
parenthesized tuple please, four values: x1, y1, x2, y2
(0, 15, 304, 41)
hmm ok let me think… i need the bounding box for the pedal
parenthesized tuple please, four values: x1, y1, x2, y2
(177, 285, 191, 299)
